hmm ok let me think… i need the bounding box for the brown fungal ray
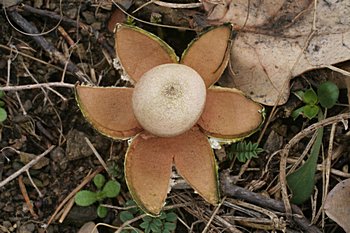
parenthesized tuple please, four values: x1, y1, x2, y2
(198, 87, 263, 139)
(173, 127, 219, 205)
(115, 24, 178, 82)
(124, 132, 174, 216)
(76, 85, 142, 139)
(125, 127, 219, 215)
(181, 25, 232, 87)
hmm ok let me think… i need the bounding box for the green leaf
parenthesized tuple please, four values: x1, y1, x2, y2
(303, 104, 320, 120)
(0, 90, 4, 99)
(302, 89, 318, 105)
(293, 90, 304, 101)
(140, 221, 150, 233)
(287, 127, 324, 204)
(0, 100, 5, 107)
(164, 222, 176, 231)
(231, 141, 263, 163)
(159, 212, 167, 220)
(102, 180, 121, 198)
(150, 222, 160, 232)
(165, 212, 177, 222)
(162, 230, 170, 233)
(317, 81, 339, 109)
(153, 218, 163, 227)
(93, 174, 106, 189)
(75, 190, 97, 206)
(120, 211, 134, 223)
(0, 108, 7, 122)
(97, 205, 108, 218)
(142, 216, 153, 223)
(291, 106, 305, 120)
(125, 199, 139, 214)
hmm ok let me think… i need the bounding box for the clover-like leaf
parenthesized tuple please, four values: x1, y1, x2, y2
(119, 211, 134, 223)
(0, 108, 7, 122)
(75, 190, 97, 207)
(93, 174, 106, 189)
(303, 105, 320, 120)
(102, 180, 121, 198)
(97, 205, 108, 218)
(302, 89, 318, 105)
(317, 81, 339, 109)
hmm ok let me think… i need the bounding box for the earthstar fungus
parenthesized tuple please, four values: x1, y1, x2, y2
(76, 24, 264, 215)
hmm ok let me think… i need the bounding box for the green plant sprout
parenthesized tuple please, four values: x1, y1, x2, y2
(118, 200, 177, 233)
(287, 81, 339, 204)
(75, 174, 121, 218)
(0, 90, 7, 123)
(227, 141, 264, 163)
(291, 81, 339, 120)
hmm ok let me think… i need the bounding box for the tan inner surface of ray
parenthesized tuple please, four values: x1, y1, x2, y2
(181, 26, 231, 87)
(115, 26, 177, 82)
(76, 86, 142, 139)
(198, 88, 263, 139)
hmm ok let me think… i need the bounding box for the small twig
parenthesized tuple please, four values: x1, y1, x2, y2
(0, 145, 55, 188)
(278, 113, 350, 222)
(18, 175, 39, 218)
(115, 214, 146, 233)
(7, 9, 91, 83)
(202, 196, 226, 233)
(58, 197, 75, 223)
(153, 1, 202, 9)
(326, 65, 350, 77)
(319, 123, 336, 226)
(25, 170, 43, 197)
(112, 0, 197, 31)
(221, 170, 322, 233)
(46, 166, 104, 226)
(0, 82, 75, 91)
(84, 137, 110, 176)
(0, 44, 65, 73)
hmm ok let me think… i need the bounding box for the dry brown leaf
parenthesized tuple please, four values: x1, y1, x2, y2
(205, 0, 350, 105)
(324, 178, 350, 233)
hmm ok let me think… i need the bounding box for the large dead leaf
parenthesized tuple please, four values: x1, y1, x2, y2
(324, 178, 350, 232)
(204, 0, 350, 105)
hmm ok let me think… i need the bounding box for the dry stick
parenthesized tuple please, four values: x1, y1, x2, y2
(112, 0, 197, 31)
(6, 9, 91, 84)
(221, 170, 322, 233)
(84, 137, 110, 175)
(153, 1, 202, 8)
(318, 123, 336, 227)
(0, 44, 65, 72)
(46, 166, 104, 226)
(58, 197, 75, 223)
(26, 170, 43, 197)
(18, 175, 39, 218)
(278, 113, 349, 219)
(0, 145, 55, 188)
(20, 4, 116, 58)
(202, 196, 227, 233)
(0, 82, 75, 91)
